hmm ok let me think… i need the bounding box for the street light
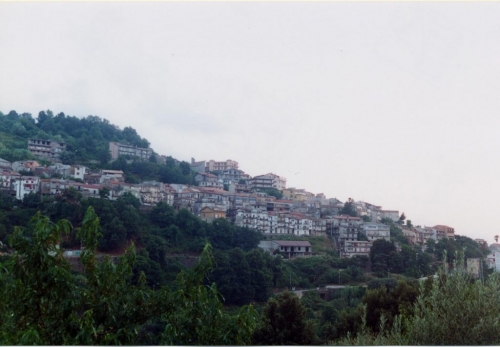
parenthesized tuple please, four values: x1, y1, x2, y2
(339, 269, 343, 285)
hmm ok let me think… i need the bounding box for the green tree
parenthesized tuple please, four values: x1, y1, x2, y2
(340, 198, 358, 217)
(252, 291, 316, 345)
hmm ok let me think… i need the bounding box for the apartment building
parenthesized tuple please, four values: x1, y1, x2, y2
(109, 142, 153, 161)
(249, 173, 287, 191)
(27, 138, 66, 160)
(343, 240, 372, 258)
(362, 222, 391, 242)
(13, 176, 40, 200)
(433, 225, 455, 239)
(206, 159, 238, 172)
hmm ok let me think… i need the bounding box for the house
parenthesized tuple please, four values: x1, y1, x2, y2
(199, 207, 226, 222)
(48, 163, 71, 177)
(249, 173, 287, 191)
(332, 215, 363, 242)
(282, 188, 315, 202)
(0, 171, 20, 192)
(343, 240, 372, 258)
(0, 158, 11, 170)
(109, 142, 153, 161)
(190, 159, 206, 173)
(27, 138, 66, 160)
(362, 222, 390, 242)
(433, 225, 455, 238)
(379, 210, 399, 222)
(70, 165, 88, 180)
(100, 170, 124, 183)
(206, 159, 239, 172)
(268, 240, 312, 259)
(195, 172, 224, 188)
(12, 160, 40, 173)
(13, 176, 40, 200)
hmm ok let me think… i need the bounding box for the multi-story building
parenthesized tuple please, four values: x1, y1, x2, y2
(206, 159, 238, 172)
(109, 142, 153, 161)
(433, 225, 455, 239)
(70, 165, 88, 180)
(282, 188, 315, 202)
(362, 222, 391, 242)
(190, 159, 206, 173)
(13, 176, 40, 200)
(0, 158, 11, 171)
(199, 207, 227, 222)
(343, 240, 372, 258)
(27, 138, 66, 160)
(332, 215, 363, 242)
(249, 173, 287, 191)
(379, 210, 400, 222)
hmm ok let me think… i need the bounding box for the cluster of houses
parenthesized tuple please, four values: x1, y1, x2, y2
(1, 140, 491, 263)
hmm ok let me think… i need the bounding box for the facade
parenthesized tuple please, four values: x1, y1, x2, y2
(282, 188, 315, 202)
(362, 222, 391, 242)
(199, 206, 226, 222)
(109, 142, 153, 161)
(70, 165, 88, 180)
(206, 159, 238, 172)
(249, 173, 287, 191)
(13, 176, 40, 200)
(190, 159, 206, 173)
(0, 158, 11, 170)
(27, 138, 66, 160)
(433, 225, 455, 238)
(343, 240, 372, 258)
(332, 215, 363, 242)
(379, 210, 399, 222)
(272, 240, 312, 258)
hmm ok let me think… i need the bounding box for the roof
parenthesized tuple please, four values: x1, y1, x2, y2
(273, 240, 311, 247)
(102, 170, 124, 174)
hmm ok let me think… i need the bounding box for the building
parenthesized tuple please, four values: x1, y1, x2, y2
(433, 225, 455, 238)
(379, 210, 399, 222)
(249, 173, 287, 191)
(269, 240, 312, 259)
(0, 158, 11, 171)
(190, 159, 206, 173)
(13, 176, 40, 200)
(27, 138, 66, 160)
(200, 207, 227, 222)
(362, 222, 391, 242)
(70, 165, 89, 180)
(109, 142, 153, 161)
(343, 240, 372, 258)
(206, 159, 239, 172)
(332, 215, 363, 242)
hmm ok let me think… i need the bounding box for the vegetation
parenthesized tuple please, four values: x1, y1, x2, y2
(335, 254, 500, 345)
(0, 208, 257, 345)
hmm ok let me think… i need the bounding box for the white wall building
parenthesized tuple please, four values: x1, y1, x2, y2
(14, 176, 40, 200)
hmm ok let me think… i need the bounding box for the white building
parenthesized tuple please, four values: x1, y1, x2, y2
(70, 165, 89, 180)
(249, 173, 287, 191)
(13, 176, 40, 200)
(362, 222, 391, 242)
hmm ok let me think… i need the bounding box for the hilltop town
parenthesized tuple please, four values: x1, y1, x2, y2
(2, 130, 498, 273)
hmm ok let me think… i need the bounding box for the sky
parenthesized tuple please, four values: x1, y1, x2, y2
(1, 2, 500, 243)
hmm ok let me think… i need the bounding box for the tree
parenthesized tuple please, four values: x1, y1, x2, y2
(495, 235, 498, 243)
(340, 198, 358, 217)
(252, 291, 316, 345)
(0, 208, 258, 345)
(398, 212, 406, 225)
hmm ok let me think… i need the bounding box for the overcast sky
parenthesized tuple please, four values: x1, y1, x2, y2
(1, 2, 500, 243)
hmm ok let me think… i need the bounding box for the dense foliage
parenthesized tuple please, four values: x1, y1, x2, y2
(335, 254, 500, 345)
(0, 208, 257, 345)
